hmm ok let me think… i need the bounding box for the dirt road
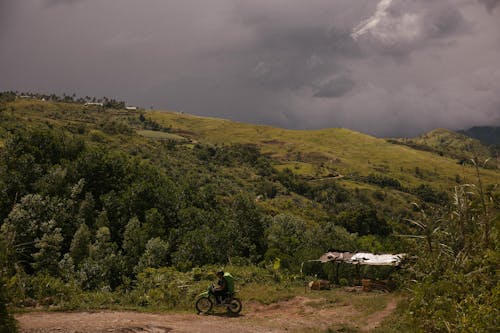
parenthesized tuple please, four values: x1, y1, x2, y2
(16, 296, 400, 333)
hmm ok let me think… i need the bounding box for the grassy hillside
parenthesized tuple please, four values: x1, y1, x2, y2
(4, 98, 498, 215)
(389, 128, 494, 164)
(3, 98, 499, 211)
(147, 111, 499, 189)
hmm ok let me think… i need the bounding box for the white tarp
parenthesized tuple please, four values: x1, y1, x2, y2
(317, 251, 405, 266)
(349, 253, 405, 266)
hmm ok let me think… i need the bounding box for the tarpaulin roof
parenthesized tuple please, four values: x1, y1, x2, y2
(316, 251, 405, 266)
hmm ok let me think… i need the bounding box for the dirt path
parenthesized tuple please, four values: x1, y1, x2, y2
(360, 296, 401, 332)
(16, 295, 400, 333)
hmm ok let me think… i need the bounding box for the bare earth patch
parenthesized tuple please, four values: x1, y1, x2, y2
(16, 295, 400, 333)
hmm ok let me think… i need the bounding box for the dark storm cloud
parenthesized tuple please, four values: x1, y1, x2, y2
(245, 26, 360, 91)
(226, 0, 366, 94)
(1, 0, 499, 136)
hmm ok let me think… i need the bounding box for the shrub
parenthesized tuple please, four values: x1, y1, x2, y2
(398, 184, 499, 332)
(411, 184, 449, 204)
(0, 283, 16, 333)
(365, 173, 403, 190)
(28, 274, 80, 305)
(0, 236, 16, 333)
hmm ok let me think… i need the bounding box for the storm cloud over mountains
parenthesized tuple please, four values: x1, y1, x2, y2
(1, 0, 499, 137)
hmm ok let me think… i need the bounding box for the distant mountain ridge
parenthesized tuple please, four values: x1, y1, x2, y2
(459, 126, 500, 145)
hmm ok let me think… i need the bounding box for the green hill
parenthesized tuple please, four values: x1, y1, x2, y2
(389, 128, 495, 167)
(147, 112, 499, 188)
(3, 97, 498, 212)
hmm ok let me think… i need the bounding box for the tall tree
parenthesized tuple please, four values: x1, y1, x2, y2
(122, 216, 147, 274)
(31, 220, 63, 275)
(69, 222, 91, 267)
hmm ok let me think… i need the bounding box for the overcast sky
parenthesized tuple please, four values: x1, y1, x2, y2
(1, 0, 499, 137)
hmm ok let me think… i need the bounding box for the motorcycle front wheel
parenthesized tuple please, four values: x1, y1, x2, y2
(226, 298, 242, 314)
(195, 296, 213, 314)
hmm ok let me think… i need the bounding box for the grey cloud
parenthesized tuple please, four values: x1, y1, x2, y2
(43, 0, 85, 7)
(313, 75, 356, 98)
(352, 0, 470, 58)
(0, 1, 17, 40)
(1, 0, 499, 137)
(299, 67, 500, 137)
(245, 28, 359, 91)
(230, 3, 364, 93)
(424, 5, 470, 38)
(479, 0, 500, 12)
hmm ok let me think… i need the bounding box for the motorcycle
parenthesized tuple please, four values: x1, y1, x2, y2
(195, 284, 242, 315)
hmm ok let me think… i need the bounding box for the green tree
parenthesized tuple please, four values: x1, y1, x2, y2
(34, 165, 67, 196)
(336, 207, 392, 237)
(69, 223, 91, 266)
(219, 194, 267, 263)
(31, 220, 63, 275)
(143, 208, 165, 240)
(122, 216, 147, 274)
(1, 194, 51, 268)
(69, 148, 128, 199)
(95, 210, 110, 229)
(122, 160, 179, 226)
(78, 192, 95, 226)
(58, 253, 76, 282)
(79, 227, 123, 290)
(135, 237, 169, 273)
(171, 207, 218, 270)
(265, 214, 317, 269)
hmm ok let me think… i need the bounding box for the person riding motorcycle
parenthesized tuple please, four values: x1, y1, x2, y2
(211, 270, 234, 304)
(195, 270, 241, 314)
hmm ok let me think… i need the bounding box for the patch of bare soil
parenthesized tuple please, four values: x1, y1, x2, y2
(16, 295, 400, 333)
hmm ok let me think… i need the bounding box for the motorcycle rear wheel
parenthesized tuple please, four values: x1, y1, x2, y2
(195, 296, 213, 314)
(226, 298, 242, 314)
